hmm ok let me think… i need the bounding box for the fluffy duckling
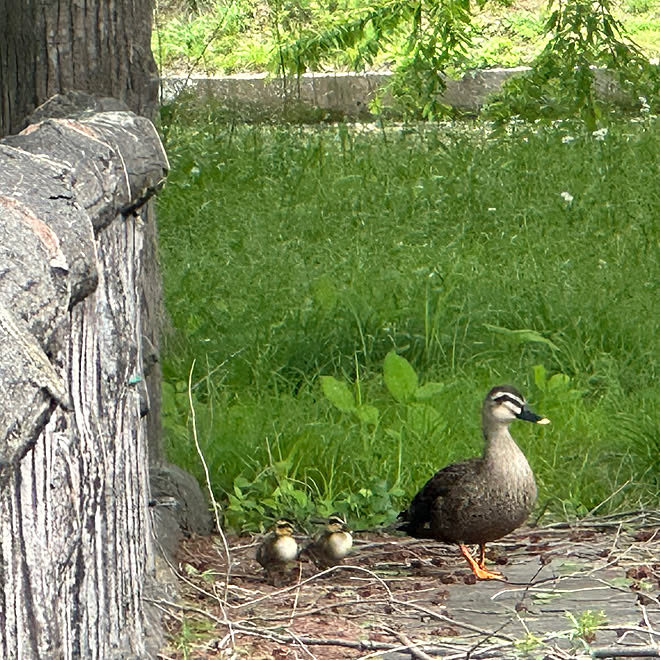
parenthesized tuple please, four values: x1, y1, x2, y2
(305, 514, 353, 569)
(256, 518, 299, 585)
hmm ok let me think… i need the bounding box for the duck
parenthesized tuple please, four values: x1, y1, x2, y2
(397, 385, 550, 580)
(256, 518, 299, 585)
(305, 514, 353, 568)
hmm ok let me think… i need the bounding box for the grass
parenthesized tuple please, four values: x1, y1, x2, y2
(157, 107, 660, 532)
(152, 0, 660, 76)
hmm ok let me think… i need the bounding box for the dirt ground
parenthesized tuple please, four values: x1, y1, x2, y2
(156, 511, 660, 660)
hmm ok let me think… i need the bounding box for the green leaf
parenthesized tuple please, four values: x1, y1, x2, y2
(407, 402, 446, 437)
(610, 577, 633, 588)
(532, 591, 562, 602)
(548, 373, 571, 391)
(485, 324, 559, 350)
(291, 489, 308, 507)
(320, 375, 356, 413)
(356, 404, 380, 426)
(414, 381, 447, 401)
(533, 364, 548, 390)
(311, 274, 338, 311)
(383, 351, 418, 402)
(234, 475, 252, 489)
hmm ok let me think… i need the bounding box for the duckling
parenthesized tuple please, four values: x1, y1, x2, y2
(398, 385, 550, 580)
(305, 514, 353, 568)
(256, 518, 299, 585)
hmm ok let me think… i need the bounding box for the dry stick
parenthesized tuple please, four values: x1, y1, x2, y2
(464, 617, 515, 660)
(583, 480, 632, 519)
(241, 597, 392, 622)
(600, 625, 660, 637)
(150, 598, 448, 655)
(590, 521, 627, 575)
(379, 625, 435, 660)
(640, 603, 660, 641)
(443, 642, 521, 660)
(358, 643, 429, 660)
(235, 563, 395, 611)
(187, 360, 234, 642)
(542, 509, 659, 530)
(287, 627, 317, 660)
(591, 647, 660, 658)
(287, 561, 304, 629)
(390, 598, 516, 642)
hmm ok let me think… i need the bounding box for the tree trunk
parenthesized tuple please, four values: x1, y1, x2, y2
(0, 0, 159, 137)
(0, 2, 205, 657)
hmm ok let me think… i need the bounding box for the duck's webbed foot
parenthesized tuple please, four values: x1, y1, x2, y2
(459, 544, 504, 581)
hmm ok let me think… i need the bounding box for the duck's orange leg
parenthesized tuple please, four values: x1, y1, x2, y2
(459, 544, 503, 580)
(478, 544, 486, 568)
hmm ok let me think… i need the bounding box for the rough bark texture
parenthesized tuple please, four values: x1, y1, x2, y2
(0, 0, 158, 137)
(0, 96, 168, 659)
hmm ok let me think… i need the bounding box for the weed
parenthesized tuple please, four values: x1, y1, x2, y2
(565, 609, 607, 645)
(514, 630, 545, 656)
(158, 117, 660, 531)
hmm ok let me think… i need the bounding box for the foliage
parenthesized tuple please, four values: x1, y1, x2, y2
(272, 0, 482, 119)
(158, 115, 660, 531)
(565, 609, 607, 645)
(484, 0, 660, 127)
(153, 0, 660, 121)
(268, 0, 660, 120)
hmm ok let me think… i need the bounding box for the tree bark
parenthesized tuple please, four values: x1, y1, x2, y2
(0, 101, 168, 659)
(0, 0, 158, 137)
(0, 4, 214, 657)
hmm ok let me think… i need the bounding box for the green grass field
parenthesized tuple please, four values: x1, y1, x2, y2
(157, 110, 660, 532)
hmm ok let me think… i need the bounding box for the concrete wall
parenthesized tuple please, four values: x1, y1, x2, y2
(161, 67, 629, 119)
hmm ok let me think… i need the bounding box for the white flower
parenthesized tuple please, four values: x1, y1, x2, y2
(592, 128, 608, 141)
(560, 191, 574, 204)
(488, 207, 497, 212)
(562, 135, 575, 144)
(639, 96, 650, 114)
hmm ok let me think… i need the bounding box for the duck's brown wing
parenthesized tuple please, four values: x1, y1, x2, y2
(256, 532, 275, 568)
(397, 458, 481, 538)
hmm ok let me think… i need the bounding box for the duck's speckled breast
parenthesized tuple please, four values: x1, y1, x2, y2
(431, 440, 537, 545)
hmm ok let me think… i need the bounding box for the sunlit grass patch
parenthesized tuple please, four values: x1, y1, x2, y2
(157, 113, 660, 530)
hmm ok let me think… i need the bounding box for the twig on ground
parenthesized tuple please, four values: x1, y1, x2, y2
(234, 563, 395, 610)
(287, 628, 316, 659)
(591, 646, 660, 658)
(186, 359, 235, 646)
(584, 481, 633, 519)
(379, 625, 435, 660)
(287, 561, 304, 629)
(151, 598, 453, 654)
(390, 598, 516, 642)
(465, 617, 514, 659)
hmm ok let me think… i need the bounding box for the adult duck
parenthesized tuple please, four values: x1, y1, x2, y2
(397, 385, 550, 580)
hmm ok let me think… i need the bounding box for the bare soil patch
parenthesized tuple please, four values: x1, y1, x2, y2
(157, 511, 660, 659)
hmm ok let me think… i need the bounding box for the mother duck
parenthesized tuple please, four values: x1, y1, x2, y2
(398, 385, 550, 580)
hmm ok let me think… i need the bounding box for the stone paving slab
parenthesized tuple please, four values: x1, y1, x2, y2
(160, 512, 660, 659)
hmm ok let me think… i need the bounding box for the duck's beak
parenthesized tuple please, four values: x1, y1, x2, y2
(517, 405, 551, 425)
